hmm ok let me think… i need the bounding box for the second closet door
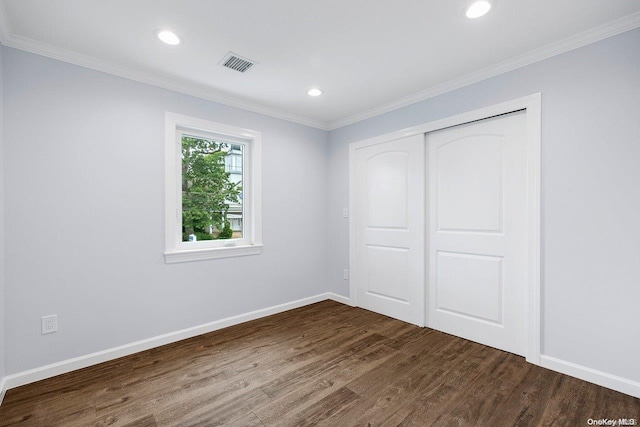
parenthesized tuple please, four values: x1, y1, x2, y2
(427, 111, 528, 356)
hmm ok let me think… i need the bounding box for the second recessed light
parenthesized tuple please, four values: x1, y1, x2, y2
(308, 88, 323, 97)
(156, 30, 181, 45)
(466, 1, 492, 19)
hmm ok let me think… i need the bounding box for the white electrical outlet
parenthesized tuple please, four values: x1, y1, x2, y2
(42, 315, 58, 334)
(343, 269, 349, 280)
(342, 208, 349, 218)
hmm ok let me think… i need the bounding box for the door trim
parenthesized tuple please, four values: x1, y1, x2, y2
(349, 93, 541, 364)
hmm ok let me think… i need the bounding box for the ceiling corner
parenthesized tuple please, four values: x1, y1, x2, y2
(0, 1, 12, 45)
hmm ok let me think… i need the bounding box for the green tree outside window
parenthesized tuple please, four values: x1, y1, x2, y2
(181, 136, 242, 241)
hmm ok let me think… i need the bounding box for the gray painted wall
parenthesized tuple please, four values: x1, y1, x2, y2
(0, 43, 5, 383)
(328, 28, 640, 383)
(2, 47, 329, 374)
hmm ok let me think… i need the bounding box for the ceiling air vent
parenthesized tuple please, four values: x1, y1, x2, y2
(218, 52, 257, 73)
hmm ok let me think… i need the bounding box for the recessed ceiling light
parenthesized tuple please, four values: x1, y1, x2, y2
(156, 30, 181, 45)
(307, 88, 323, 97)
(466, 1, 492, 19)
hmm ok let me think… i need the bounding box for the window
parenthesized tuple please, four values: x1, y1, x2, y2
(165, 113, 262, 263)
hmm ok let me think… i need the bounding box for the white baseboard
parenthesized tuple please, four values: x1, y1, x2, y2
(326, 292, 351, 305)
(540, 355, 640, 399)
(0, 377, 7, 405)
(0, 292, 349, 405)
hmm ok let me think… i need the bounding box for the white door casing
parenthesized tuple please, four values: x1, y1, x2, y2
(427, 111, 528, 356)
(352, 134, 425, 326)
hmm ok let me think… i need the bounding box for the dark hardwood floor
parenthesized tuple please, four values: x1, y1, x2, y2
(1, 300, 638, 426)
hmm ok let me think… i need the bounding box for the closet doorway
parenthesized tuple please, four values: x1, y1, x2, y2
(349, 95, 540, 359)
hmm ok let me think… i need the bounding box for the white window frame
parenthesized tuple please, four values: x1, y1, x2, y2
(164, 112, 262, 263)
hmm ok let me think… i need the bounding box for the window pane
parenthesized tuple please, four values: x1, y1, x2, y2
(181, 135, 243, 242)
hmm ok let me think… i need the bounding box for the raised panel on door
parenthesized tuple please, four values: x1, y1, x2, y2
(436, 136, 503, 233)
(435, 251, 503, 324)
(353, 134, 425, 326)
(428, 112, 527, 356)
(366, 246, 408, 302)
(367, 152, 408, 229)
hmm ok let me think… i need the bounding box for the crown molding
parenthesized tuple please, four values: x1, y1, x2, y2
(327, 11, 640, 130)
(0, 0, 11, 43)
(0, 4, 638, 132)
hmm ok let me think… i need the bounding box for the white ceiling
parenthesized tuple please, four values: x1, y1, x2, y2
(1, 0, 639, 130)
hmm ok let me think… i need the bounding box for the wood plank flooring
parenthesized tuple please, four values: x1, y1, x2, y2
(0, 300, 638, 426)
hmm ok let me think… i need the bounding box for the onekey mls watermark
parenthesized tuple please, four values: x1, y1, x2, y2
(587, 419, 637, 426)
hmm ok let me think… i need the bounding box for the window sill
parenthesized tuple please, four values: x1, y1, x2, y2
(164, 244, 263, 264)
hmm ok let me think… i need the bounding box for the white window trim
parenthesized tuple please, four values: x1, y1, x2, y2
(164, 112, 262, 263)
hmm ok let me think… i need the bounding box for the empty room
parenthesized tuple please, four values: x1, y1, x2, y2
(0, 1, 639, 426)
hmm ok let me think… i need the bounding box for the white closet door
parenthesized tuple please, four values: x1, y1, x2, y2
(427, 111, 528, 355)
(353, 134, 425, 326)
